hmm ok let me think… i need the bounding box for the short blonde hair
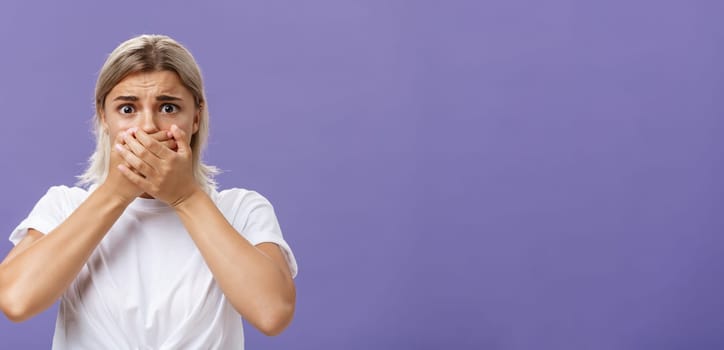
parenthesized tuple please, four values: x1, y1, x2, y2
(78, 34, 218, 192)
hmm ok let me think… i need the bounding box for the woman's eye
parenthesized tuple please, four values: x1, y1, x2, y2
(120, 105, 134, 114)
(161, 104, 178, 113)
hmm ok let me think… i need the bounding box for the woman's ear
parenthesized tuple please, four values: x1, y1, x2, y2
(100, 111, 109, 134)
(193, 109, 200, 134)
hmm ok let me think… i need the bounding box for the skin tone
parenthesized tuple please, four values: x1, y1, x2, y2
(0, 71, 296, 336)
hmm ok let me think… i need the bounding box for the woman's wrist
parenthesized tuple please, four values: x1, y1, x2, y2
(95, 182, 136, 209)
(171, 185, 206, 212)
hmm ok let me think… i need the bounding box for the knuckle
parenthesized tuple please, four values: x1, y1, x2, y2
(132, 160, 144, 171)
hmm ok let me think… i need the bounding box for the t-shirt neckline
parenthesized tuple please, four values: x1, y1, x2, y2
(129, 196, 172, 211)
(87, 184, 173, 211)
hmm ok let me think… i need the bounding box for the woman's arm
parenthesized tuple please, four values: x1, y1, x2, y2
(0, 184, 134, 322)
(0, 131, 157, 322)
(174, 189, 296, 336)
(1, 229, 43, 266)
(115, 126, 296, 335)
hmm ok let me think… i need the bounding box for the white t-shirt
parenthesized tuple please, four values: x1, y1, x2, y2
(8, 185, 298, 349)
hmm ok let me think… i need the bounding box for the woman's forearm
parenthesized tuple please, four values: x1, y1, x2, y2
(0, 184, 132, 322)
(173, 189, 295, 335)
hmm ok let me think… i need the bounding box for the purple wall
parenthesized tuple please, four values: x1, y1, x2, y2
(1, 0, 722, 349)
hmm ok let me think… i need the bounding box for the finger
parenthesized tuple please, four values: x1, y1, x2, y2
(148, 130, 171, 142)
(114, 131, 127, 145)
(145, 130, 176, 150)
(133, 129, 175, 159)
(123, 130, 161, 168)
(170, 124, 191, 156)
(148, 130, 177, 151)
(117, 164, 154, 193)
(161, 139, 178, 151)
(114, 143, 153, 178)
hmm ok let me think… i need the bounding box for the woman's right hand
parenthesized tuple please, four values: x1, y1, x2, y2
(104, 130, 177, 203)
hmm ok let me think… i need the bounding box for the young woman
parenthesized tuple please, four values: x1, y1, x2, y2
(0, 34, 297, 349)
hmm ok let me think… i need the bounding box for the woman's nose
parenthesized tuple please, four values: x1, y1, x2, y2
(139, 110, 159, 133)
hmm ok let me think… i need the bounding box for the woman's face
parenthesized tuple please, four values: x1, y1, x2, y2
(102, 70, 199, 143)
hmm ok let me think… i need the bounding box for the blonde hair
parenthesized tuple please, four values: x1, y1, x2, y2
(78, 34, 218, 192)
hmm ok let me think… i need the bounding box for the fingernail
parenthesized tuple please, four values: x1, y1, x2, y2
(114, 144, 123, 152)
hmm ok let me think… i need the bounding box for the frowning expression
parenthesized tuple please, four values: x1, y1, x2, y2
(102, 70, 199, 143)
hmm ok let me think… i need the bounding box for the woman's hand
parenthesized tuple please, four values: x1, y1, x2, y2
(106, 130, 179, 203)
(114, 125, 200, 207)
(106, 131, 146, 203)
(149, 130, 178, 151)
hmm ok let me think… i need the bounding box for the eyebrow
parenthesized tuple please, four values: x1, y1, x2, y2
(157, 95, 183, 102)
(112, 95, 183, 102)
(113, 96, 138, 102)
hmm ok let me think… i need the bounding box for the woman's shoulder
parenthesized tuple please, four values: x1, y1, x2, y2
(22, 185, 90, 221)
(213, 187, 275, 212)
(39, 185, 90, 203)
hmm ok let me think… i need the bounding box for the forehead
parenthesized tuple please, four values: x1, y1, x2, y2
(108, 70, 191, 97)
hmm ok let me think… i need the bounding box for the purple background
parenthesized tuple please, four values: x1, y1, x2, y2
(1, 0, 722, 349)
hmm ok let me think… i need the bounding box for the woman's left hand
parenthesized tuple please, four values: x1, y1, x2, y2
(114, 124, 200, 207)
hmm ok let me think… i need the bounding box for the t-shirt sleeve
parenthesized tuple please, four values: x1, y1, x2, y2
(8, 186, 74, 246)
(228, 189, 298, 279)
